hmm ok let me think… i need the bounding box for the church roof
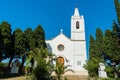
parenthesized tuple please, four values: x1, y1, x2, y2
(46, 33, 70, 43)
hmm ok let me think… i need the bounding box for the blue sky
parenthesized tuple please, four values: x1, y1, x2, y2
(0, 0, 117, 55)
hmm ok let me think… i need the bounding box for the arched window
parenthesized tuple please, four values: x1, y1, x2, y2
(76, 21, 79, 29)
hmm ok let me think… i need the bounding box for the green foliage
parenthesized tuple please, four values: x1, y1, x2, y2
(55, 63, 64, 80)
(12, 28, 27, 73)
(95, 28, 103, 61)
(105, 66, 114, 78)
(26, 47, 53, 80)
(114, 0, 120, 25)
(34, 25, 47, 48)
(32, 58, 52, 80)
(89, 35, 95, 59)
(85, 29, 104, 77)
(13, 28, 26, 56)
(87, 22, 120, 78)
(110, 21, 120, 63)
(87, 19, 120, 78)
(0, 21, 12, 61)
(53, 62, 74, 80)
(84, 59, 98, 77)
(24, 28, 35, 50)
(102, 29, 113, 57)
(0, 21, 46, 77)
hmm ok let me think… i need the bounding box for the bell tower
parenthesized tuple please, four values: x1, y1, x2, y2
(71, 8, 85, 40)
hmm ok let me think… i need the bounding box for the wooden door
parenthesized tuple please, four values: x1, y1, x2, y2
(57, 57, 64, 66)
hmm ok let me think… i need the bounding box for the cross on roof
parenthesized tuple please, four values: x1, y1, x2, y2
(60, 29, 63, 34)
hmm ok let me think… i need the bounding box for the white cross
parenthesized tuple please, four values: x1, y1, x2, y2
(60, 29, 63, 34)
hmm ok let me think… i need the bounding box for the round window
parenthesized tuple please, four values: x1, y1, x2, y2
(57, 44, 64, 51)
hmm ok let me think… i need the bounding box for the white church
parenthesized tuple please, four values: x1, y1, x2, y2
(46, 8, 88, 76)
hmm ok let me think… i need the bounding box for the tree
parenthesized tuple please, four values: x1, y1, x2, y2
(109, 21, 120, 64)
(85, 1, 120, 78)
(84, 58, 98, 77)
(34, 25, 46, 49)
(13, 28, 26, 57)
(99, 0, 120, 78)
(0, 22, 12, 65)
(85, 28, 104, 77)
(24, 28, 35, 51)
(103, 29, 113, 60)
(0, 32, 2, 62)
(95, 28, 104, 61)
(102, 29, 114, 77)
(12, 28, 26, 72)
(110, 21, 120, 79)
(84, 35, 98, 77)
(103, 21, 120, 78)
(114, 0, 120, 25)
(89, 35, 96, 59)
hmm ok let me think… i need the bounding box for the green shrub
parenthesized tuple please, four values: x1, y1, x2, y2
(32, 61, 52, 80)
(84, 60, 98, 77)
(105, 66, 114, 78)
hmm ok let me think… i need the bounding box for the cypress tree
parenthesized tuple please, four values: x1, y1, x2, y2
(12, 28, 26, 73)
(114, 0, 120, 25)
(0, 22, 12, 65)
(103, 29, 113, 59)
(84, 35, 98, 77)
(110, 21, 120, 64)
(89, 35, 96, 60)
(24, 28, 36, 51)
(95, 28, 104, 61)
(34, 25, 46, 48)
(102, 21, 120, 78)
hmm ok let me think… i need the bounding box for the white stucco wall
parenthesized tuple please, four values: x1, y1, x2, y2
(46, 34, 74, 69)
(46, 33, 87, 72)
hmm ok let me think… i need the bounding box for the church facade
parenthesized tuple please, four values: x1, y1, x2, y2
(46, 8, 88, 75)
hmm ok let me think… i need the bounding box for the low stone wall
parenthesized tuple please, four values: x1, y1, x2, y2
(51, 71, 88, 76)
(64, 71, 88, 76)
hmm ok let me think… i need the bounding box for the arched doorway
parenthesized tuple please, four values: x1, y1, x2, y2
(57, 56, 64, 67)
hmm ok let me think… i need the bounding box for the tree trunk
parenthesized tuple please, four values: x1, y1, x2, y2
(0, 53, 2, 62)
(19, 56, 26, 74)
(7, 55, 14, 67)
